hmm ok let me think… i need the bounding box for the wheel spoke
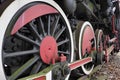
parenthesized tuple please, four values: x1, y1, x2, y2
(55, 26, 66, 40)
(57, 38, 69, 46)
(58, 50, 69, 55)
(29, 22, 42, 40)
(8, 56, 39, 80)
(52, 15, 60, 36)
(4, 49, 39, 58)
(2, 4, 74, 80)
(15, 32, 40, 47)
(48, 15, 51, 35)
(30, 61, 42, 74)
(39, 17, 46, 36)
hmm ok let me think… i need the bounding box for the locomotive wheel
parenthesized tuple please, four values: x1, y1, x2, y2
(75, 21, 96, 75)
(0, 0, 74, 80)
(95, 29, 104, 65)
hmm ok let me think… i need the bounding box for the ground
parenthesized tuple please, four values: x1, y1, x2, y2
(71, 52, 120, 80)
(91, 52, 120, 80)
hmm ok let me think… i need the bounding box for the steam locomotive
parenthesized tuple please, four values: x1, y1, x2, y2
(0, 0, 120, 80)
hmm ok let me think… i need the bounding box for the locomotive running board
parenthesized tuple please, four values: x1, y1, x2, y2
(18, 57, 92, 80)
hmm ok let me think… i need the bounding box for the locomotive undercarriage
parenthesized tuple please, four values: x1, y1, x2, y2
(0, 0, 120, 80)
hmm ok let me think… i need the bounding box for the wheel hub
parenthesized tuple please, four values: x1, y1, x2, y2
(40, 36, 58, 64)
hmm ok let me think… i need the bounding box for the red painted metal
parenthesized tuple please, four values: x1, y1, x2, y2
(99, 31, 103, 52)
(103, 35, 107, 50)
(103, 35, 110, 62)
(82, 26, 95, 56)
(105, 49, 109, 63)
(59, 54, 67, 62)
(69, 57, 92, 70)
(112, 15, 117, 34)
(40, 36, 58, 64)
(11, 4, 58, 35)
(34, 76, 46, 80)
(105, 45, 114, 62)
(111, 15, 119, 50)
(112, 15, 115, 33)
(105, 38, 117, 62)
(115, 37, 119, 51)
